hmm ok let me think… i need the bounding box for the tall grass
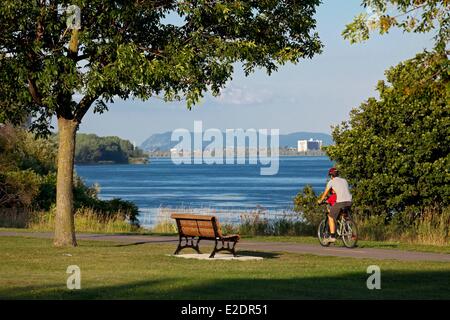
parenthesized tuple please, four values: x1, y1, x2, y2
(151, 208, 314, 237)
(0, 207, 141, 233)
(231, 211, 314, 236)
(151, 219, 177, 233)
(152, 206, 449, 246)
(412, 210, 449, 245)
(354, 207, 449, 246)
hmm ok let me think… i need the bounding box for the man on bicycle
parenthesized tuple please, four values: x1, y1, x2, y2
(317, 167, 352, 243)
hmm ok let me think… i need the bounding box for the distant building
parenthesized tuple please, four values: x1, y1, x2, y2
(297, 139, 323, 152)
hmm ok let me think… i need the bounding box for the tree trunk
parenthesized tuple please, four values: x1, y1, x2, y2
(54, 117, 78, 247)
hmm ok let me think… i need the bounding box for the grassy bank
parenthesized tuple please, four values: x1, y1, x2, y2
(0, 207, 141, 234)
(0, 236, 449, 299)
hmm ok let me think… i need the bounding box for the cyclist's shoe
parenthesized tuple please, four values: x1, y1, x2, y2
(324, 236, 336, 244)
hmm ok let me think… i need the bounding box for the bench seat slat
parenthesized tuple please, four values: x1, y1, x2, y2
(171, 213, 214, 221)
(180, 227, 215, 238)
(179, 220, 213, 228)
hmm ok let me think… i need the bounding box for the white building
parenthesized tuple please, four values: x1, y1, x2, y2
(297, 138, 323, 152)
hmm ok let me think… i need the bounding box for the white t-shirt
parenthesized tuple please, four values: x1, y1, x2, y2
(326, 177, 352, 203)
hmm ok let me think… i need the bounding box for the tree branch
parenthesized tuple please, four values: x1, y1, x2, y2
(27, 77, 43, 105)
(74, 94, 100, 123)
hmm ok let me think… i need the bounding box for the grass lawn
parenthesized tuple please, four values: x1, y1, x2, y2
(0, 236, 449, 299)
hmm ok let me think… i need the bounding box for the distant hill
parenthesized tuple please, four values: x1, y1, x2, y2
(140, 131, 333, 152)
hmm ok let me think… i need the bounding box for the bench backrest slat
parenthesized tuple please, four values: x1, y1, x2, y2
(171, 213, 223, 238)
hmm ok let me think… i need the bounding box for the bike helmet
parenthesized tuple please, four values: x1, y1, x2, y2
(328, 167, 338, 177)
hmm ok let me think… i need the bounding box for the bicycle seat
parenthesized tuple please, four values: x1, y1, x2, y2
(339, 206, 352, 219)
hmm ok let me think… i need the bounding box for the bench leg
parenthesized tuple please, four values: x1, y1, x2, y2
(209, 239, 218, 258)
(231, 240, 237, 257)
(173, 235, 183, 255)
(174, 236, 201, 255)
(209, 239, 238, 258)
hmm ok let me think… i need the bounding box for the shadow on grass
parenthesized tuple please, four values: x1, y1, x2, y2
(114, 239, 178, 247)
(114, 241, 154, 247)
(236, 250, 281, 259)
(1, 270, 449, 300)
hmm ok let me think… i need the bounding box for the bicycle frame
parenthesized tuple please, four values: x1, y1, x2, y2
(324, 212, 347, 239)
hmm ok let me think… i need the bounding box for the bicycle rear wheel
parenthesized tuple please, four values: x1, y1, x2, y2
(341, 219, 358, 248)
(317, 219, 331, 247)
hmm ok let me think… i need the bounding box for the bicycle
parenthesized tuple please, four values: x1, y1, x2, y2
(317, 203, 358, 248)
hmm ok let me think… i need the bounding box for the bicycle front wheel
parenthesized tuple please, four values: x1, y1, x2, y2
(341, 219, 358, 248)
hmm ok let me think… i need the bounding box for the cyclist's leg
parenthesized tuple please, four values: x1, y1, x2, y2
(326, 205, 335, 234)
(328, 205, 340, 241)
(327, 211, 336, 235)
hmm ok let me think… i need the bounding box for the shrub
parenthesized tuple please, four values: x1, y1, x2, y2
(293, 185, 326, 227)
(0, 170, 41, 207)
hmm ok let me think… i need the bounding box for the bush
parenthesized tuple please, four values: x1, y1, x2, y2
(34, 173, 57, 210)
(293, 185, 326, 227)
(72, 177, 139, 224)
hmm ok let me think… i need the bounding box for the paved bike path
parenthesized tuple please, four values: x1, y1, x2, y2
(1, 231, 449, 262)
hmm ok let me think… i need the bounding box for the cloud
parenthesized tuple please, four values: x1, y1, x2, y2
(213, 84, 273, 105)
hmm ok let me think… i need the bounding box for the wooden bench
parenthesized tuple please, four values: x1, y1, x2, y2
(171, 213, 240, 258)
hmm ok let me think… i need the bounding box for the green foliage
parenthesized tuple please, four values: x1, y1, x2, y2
(0, 125, 139, 224)
(326, 51, 449, 220)
(343, 0, 449, 49)
(0, 0, 323, 133)
(0, 169, 41, 207)
(293, 185, 327, 227)
(0, 125, 56, 208)
(73, 178, 139, 223)
(33, 173, 57, 210)
(75, 133, 145, 164)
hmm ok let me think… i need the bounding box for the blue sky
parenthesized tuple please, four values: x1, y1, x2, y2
(74, 0, 434, 145)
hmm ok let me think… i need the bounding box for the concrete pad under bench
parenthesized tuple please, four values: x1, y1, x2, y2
(167, 253, 263, 261)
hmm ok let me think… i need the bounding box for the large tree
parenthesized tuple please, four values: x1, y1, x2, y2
(326, 51, 449, 220)
(0, 0, 322, 246)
